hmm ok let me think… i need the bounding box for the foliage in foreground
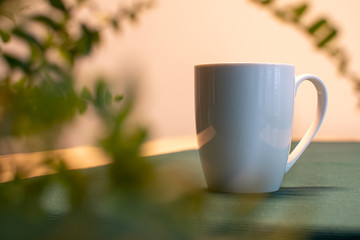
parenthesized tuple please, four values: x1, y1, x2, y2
(0, 0, 203, 239)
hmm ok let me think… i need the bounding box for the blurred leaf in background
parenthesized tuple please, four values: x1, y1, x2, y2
(250, 0, 360, 105)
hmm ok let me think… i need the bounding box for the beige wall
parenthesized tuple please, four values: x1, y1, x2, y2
(78, 0, 360, 142)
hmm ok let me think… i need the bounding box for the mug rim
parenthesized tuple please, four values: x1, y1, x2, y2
(195, 62, 295, 68)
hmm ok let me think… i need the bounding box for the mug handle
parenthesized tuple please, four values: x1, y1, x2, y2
(285, 74, 328, 173)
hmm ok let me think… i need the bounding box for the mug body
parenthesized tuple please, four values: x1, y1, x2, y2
(195, 63, 295, 193)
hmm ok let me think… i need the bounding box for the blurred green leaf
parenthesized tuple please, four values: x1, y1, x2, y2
(77, 99, 88, 114)
(252, 0, 273, 4)
(127, 11, 137, 22)
(47, 62, 67, 76)
(2, 53, 30, 72)
(75, 25, 100, 56)
(58, 45, 75, 65)
(78, 87, 93, 113)
(110, 18, 120, 30)
(100, 112, 152, 192)
(81, 87, 93, 101)
(317, 29, 337, 47)
(49, 0, 67, 12)
(114, 94, 123, 101)
(32, 15, 62, 31)
(0, 76, 85, 136)
(12, 27, 42, 49)
(308, 19, 327, 34)
(308, 19, 338, 48)
(293, 4, 308, 22)
(29, 41, 42, 64)
(0, 29, 10, 42)
(94, 80, 112, 108)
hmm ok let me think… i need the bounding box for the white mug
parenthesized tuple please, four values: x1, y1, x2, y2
(195, 63, 327, 193)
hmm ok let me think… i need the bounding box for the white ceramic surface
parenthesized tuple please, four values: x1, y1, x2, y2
(195, 63, 327, 193)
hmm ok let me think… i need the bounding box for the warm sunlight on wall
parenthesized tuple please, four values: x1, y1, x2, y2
(79, 0, 360, 142)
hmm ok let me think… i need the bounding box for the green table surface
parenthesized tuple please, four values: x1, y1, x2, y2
(151, 142, 360, 239)
(1, 142, 360, 239)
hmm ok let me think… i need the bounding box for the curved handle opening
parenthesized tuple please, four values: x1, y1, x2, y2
(285, 74, 328, 173)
